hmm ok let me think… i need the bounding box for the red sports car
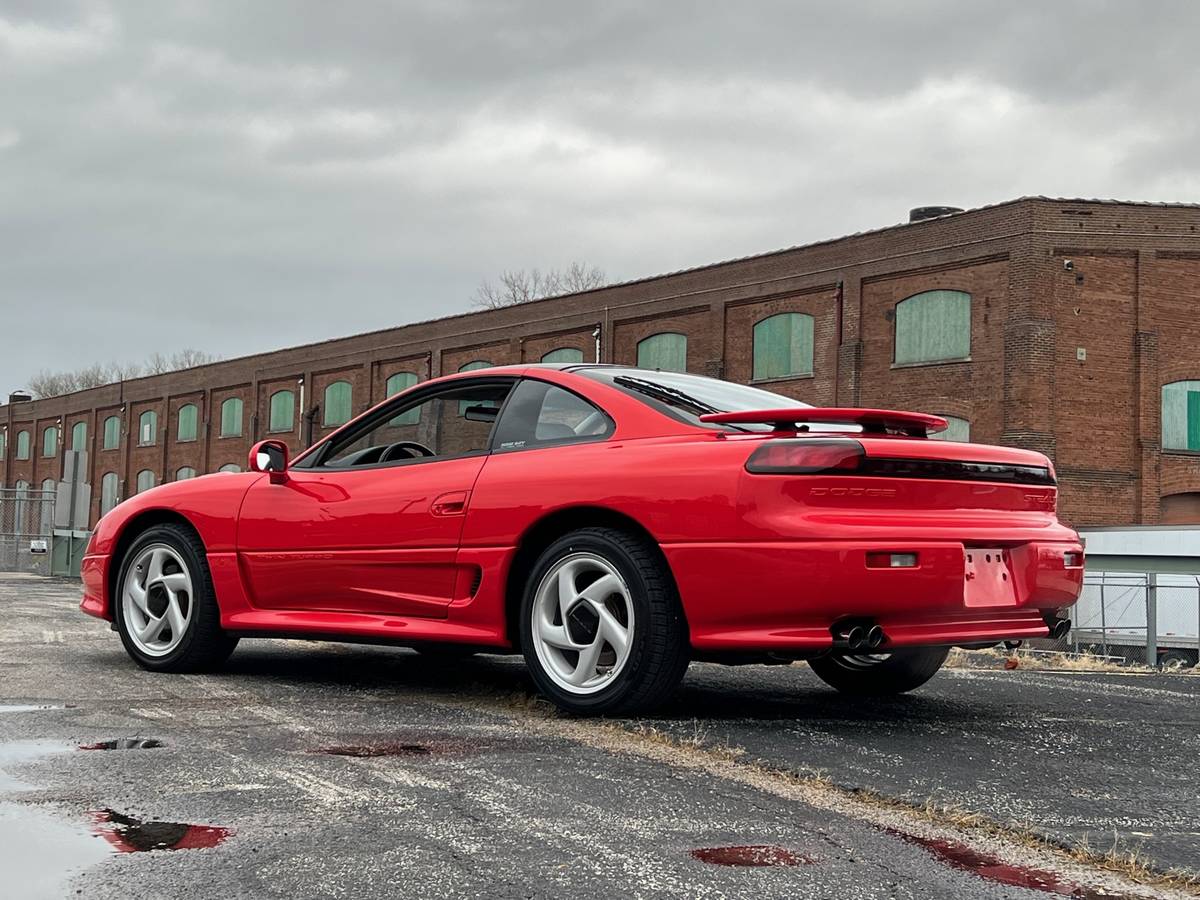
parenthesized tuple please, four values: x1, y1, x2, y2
(80, 365, 1083, 714)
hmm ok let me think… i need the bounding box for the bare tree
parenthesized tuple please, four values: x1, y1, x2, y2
(25, 349, 219, 399)
(473, 262, 606, 309)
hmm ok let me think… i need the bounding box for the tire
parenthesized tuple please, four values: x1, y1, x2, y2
(519, 527, 689, 715)
(1159, 649, 1197, 670)
(114, 523, 238, 672)
(808, 646, 950, 696)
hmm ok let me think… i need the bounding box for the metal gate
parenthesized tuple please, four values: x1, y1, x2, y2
(0, 486, 56, 574)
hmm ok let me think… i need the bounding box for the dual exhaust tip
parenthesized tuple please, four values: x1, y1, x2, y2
(835, 623, 886, 652)
(1046, 617, 1071, 641)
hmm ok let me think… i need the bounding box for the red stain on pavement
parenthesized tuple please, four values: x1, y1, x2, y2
(891, 830, 1125, 898)
(691, 845, 813, 867)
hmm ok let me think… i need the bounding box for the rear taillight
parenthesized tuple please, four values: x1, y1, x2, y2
(745, 439, 865, 474)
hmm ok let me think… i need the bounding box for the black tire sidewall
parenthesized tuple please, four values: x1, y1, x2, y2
(114, 525, 216, 671)
(520, 530, 664, 714)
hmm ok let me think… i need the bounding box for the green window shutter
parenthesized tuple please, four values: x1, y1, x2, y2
(0, 431, 5, 457)
(753, 313, 814, 380)
(220, 398, 243, 437)
(136, 469, 155, 493)
(100, 472, 119, 515)
(103, 416, 120, 450)
(175, 467, 196, 481)
(177, 405, 198, 442)
(385, 373, 420, 425)
(16, 430, 29, 459)
(541, 347, 585, 363)
(42, 427, 57, 457)
(894, 290, 971, 365)
(1188, 390, 1200, 451)
(930, 415, 971, 442)
(71, 422, 87, 451)
(323, 382, 353, 426)
(1161, 382, 1200, 451)
(637, 333, 688, 372)
(457, 361, 492, 415)
(269, 391, 295, 432)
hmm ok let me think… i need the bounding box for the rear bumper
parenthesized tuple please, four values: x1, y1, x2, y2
(663, 538, 1083, 652)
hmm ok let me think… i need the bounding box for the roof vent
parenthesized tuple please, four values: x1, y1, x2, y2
(909, 206, 964, 223)
(7, 391, 32, 404)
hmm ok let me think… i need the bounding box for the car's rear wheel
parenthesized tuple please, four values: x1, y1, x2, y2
(520, 527, 689, 715)
(115, 524, 238, 672)
(808, 646, 949, 695)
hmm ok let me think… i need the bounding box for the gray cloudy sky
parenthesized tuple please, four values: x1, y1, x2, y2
(2, 1, 1198, 393)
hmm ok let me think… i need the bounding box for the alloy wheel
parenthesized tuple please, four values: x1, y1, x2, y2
(531, 552, 635, 694)
(122, 544, 194, 657)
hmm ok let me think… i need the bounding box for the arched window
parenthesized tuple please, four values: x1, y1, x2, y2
(457, 361, 493, 415)
(1162, 381, 1200, 452)
(1162, 492, 1200, 525)
(135, 469, 155, 493)
(323, 381, 352, 426)
(70, 421, 87, 451)
(42, 426, 57, 458)
(218, 464, 240, 473)
(930, 415, 971, 442)
(268, 390, 295, 433)
(175, 466, 196, 481)
(637, 333, 687, 372)
(220, 398, 243, 437)
(541, 347, 585, 364)
(0, 430, 5, 457)
(15, 430, 30, 460)
(752, 313, 814, 380)
(138, 411, 158, 446)
(100, 472, 120, 515)
(384, 373, 420, 426)
(102, 416, 120, 450)
(177, 404, 198, 442)
(894, 290, 971, 365)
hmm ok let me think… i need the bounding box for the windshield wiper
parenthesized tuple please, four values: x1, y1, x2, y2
(613, 375, 749, 431)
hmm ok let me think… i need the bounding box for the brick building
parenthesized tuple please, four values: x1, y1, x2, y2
(3, 196, 1200, 529)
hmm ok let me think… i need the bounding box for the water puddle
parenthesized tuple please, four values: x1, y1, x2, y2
(319, 742, 435, 758)
(691, 845, 813, 867)
(892, 831, 1130, 898)
(90, 809, 233, 853)
(78, 738, 164, 751)
(0, 802, 111, 900)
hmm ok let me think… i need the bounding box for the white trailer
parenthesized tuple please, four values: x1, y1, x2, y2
(1075, 527, 1200, 667)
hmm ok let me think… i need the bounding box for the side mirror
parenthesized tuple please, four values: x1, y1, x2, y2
(248, 439, 289, 484)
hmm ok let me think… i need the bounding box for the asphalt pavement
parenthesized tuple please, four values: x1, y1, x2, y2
(1, 574, 1197, 899)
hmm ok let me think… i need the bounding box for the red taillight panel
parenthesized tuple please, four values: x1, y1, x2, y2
(745, 439, 865, 474)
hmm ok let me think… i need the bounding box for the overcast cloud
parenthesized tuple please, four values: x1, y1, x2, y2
(1, 1, 1198, 393)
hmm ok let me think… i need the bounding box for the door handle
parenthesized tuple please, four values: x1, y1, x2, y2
(431, 491, 469, 517)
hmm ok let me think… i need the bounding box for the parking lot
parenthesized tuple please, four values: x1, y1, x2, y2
(2, 573, 1198, 899)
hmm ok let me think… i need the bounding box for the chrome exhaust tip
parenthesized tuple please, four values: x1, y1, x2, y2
(1049, 618, 1071, 640)
(865, 625, 885, 649)
(841, 626, 866, 651)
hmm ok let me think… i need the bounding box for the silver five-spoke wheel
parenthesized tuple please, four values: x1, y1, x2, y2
(122, 544, 193, 657)
(531, 552, 634, 695)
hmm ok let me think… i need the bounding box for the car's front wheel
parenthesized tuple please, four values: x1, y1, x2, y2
(115, 523, 238, 672)
(520, 527, 689, 715)
(808, 646, 949, 695)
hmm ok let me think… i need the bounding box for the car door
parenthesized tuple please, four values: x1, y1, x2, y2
(236, 377, 515, 617)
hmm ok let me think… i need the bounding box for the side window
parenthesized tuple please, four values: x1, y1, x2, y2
(316, 379, 515, 468)
(493, 380, 612, 452)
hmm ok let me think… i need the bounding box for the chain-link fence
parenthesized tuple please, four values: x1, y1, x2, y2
(1042, 572, 1200, 669)
(0, 486, 56, 574)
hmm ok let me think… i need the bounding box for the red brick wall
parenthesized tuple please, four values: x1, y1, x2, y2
(6, 198, 1200, 528)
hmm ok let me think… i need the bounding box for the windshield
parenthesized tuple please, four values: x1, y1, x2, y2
(579, 367, 809, 432)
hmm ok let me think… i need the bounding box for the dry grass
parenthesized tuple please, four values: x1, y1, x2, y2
(945, 646, 1163, 673)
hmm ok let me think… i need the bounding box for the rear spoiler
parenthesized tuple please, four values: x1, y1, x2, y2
(697, 407, 948, 437)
